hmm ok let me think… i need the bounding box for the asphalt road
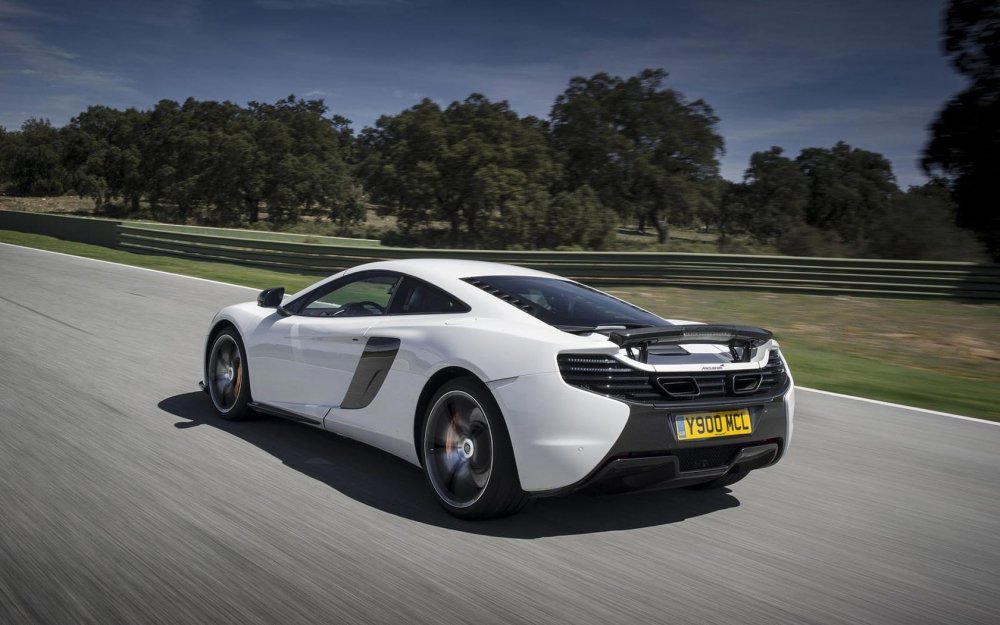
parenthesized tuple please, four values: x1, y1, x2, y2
(1, 242, 998, 625)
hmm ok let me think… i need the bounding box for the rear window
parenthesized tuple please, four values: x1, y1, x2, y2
(464, 275, 664, 329)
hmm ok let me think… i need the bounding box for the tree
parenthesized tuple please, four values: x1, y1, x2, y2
(360, 95, 557, 247)
(796, 141, 897, 248)
(536, 185, 617, 249)
(551, 69, 724, 243)
(716, 180, 750, 245)
(922, 0, 1000, 259)
(63, 106, 147, 213)
(186, 98, 260, 225)
(740, 147, 810, 245)
(1, 119, 69, 196)
(357, 99, 448, 234)
(726, 142, 904, 256)
(139, 99, 193, 222)
(123, 96, 359, 226)
(0, 126, 9, 190)
(248, 96, 360, 227)
(865, 181, 986, 260)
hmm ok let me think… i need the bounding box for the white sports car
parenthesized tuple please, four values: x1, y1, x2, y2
(202, 259, 794, 518)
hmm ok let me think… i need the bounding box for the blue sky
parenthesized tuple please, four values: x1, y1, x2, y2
(0, 0, 962, 186)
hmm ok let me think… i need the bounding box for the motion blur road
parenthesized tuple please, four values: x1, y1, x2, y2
(1, 243, 998, 625)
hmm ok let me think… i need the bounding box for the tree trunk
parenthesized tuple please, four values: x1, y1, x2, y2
(650, 210, 669, 244)
(466, 212, 480, 247)
(247, 199, 260, 223)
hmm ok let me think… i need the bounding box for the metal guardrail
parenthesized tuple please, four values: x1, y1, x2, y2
(0, 209, 122, 247)
(2, 210, 999, 300)
(126, 222, 381, 247)
(0, 210, 380, 247)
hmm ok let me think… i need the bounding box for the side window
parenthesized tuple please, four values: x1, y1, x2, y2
(299, 274, 399, 317)
(389, 278, 468, 315)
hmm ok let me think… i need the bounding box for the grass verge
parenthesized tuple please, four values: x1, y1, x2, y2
(0, 230, 319, 292)
(3, 229, 998, 421)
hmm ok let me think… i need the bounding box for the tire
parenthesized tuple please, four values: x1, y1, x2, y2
(686, 470, 748, 490)
(421, 376, 527, 519)
(206, 328, 253, 421)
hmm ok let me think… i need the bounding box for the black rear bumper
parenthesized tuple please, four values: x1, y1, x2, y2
(583, 441, 780, 493)
(537, 388, 790, 496)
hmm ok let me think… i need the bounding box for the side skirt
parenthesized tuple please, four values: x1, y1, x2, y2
(199, 381, 322, 426)
(248, 401, 323, 426)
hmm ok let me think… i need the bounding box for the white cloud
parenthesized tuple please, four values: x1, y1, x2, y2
(0, 1, 139, 127)
(725, 104, 930, 143)
(0, 28, 134, 92)
(0, 0, 41, 19)
(0, 0, 136, 95)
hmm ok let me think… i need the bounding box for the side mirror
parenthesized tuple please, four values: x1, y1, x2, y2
(257, 287, 285, 308)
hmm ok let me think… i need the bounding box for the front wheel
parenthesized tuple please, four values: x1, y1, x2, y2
(206, 328, 253, 421)
(421, 377, 527, 519)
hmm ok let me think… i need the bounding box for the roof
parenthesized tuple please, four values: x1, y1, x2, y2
(343, 258, 559, 283)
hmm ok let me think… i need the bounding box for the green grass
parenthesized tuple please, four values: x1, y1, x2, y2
(0, 229, 320, 292)
(777, 347, 995, 418)
(3, 228, 998, 421)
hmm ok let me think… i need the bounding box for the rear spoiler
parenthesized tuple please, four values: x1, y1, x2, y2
(608, 325, 773, 363)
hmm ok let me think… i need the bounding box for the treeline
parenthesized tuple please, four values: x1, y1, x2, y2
(0, 97, 359, 227)
(0, 67, 991, 259)
(718, 144, 982, 260)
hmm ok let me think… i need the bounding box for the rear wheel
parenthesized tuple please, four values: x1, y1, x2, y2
(421, 377, 527, 519)
(207, 328, 253, 421)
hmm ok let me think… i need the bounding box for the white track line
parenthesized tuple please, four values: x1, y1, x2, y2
(797, 387, 998, 426)
(3, 240, 997, 426)
(0, 241, 258, 291)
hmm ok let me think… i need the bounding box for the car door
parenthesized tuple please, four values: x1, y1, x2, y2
(246, 272, 401, 422)
(322, 275, 473, 455)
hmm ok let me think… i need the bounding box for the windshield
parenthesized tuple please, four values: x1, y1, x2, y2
(466, 275, 665, 329)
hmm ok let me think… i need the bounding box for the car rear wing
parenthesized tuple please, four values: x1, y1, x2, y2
(608, 325, 773, 363)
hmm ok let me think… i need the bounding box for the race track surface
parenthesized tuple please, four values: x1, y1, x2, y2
(1, 243, 998, 625)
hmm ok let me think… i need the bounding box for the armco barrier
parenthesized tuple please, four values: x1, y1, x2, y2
(0, 210, 380, 248)
(2, 210, 999, 300)
(125, 222, 380, 247)
(0, 210, 121, 248)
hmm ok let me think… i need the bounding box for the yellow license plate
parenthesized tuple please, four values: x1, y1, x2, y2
(675, 409, 752, 441)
